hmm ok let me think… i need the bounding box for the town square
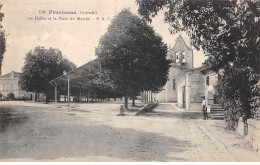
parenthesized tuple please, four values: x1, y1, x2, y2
(0, 0, 259, 162)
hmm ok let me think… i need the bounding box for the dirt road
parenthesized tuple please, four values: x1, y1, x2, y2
(0, 101, 259, 161)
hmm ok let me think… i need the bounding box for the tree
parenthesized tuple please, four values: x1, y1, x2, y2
(137, 0, 260, 129)
(96, 9, 170, 109)
(0, 4, 6, 75)
(19, 46, 76, 102)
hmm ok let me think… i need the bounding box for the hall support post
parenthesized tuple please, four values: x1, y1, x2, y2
(148, 91, 150, 103)
(68, 76, 70, 106)
(54, 83, 57, 103)
(150, 91, 152, 103)
(147, 91, 149, 103)
(145, 91, 147, 104)
(142, 91, 144, 103)
(146, 91, 149, 103)
(144, 91, 146, 104)
(151, 91, 153, 102)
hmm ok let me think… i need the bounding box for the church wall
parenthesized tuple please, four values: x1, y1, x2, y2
(156, 65, 182, 102)
(155, 88, 167, 102)
(176, 76, 186, 108)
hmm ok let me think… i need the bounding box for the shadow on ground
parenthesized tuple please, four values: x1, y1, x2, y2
(139, 104, 203, 120)
(0, 107, 28, 132)
(0, 123, 191, 161)
(0, 105, 191, 161)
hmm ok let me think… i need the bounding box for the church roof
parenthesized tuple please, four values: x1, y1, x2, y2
(172, 34, 191, 50)
(176, 65, 207, 82)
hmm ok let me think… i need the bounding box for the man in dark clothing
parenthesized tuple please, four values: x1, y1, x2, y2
(202, 96, 208, 120)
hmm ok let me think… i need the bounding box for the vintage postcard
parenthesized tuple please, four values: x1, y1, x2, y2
(0, 0, 259, 162)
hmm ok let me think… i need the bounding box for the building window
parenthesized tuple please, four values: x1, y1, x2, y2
(173, 79, 176, 90)
(182, 52, 186, 63)
(206, 76, 209, 86)
(176, 52, 180, 63)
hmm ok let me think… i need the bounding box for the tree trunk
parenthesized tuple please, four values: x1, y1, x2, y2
(151, 91, 153, 103)
(34, 92, 37, 102)
(46, 92, 49, 103)
(79, 87, 82, 103)
(145, 91, 149, 104)
(144, 91, 145, 103)
(132, 97, 135, 106)
(124, 97, 128, 109)
(37, 93, 40, 102)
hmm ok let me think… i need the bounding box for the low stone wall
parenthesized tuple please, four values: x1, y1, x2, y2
(237, 118, 260, 154)
(135, 103, 158, 116)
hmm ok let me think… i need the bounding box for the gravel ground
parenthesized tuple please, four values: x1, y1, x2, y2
(0, 101, 259, 162)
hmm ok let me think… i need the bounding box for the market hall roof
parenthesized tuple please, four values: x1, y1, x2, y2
(49, 59, 100, 88)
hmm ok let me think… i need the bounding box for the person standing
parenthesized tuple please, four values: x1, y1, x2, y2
(202, 96, 208, 120)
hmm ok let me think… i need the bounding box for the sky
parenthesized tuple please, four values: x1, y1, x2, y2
(1, 0, 206, 75)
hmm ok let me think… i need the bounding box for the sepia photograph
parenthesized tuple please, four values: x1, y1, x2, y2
(0, 0, 259, 162)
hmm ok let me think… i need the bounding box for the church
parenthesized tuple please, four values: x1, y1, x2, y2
(155, 35, 205, 111)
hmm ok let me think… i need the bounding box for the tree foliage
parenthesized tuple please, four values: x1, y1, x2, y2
(96, 9, 170, 108)
(94, 67, 121, 100)
(0, 4, 6, 75)
(20, 46, 76, 102)
(137, 0, 260, 128)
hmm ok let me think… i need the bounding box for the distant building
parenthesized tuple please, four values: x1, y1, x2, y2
(0, 71, 32, 100)
(156, 35, 194, 102)
(176, 66, 206, 111)
(201, 68, 223, 107)
(155, 35, 207, 111)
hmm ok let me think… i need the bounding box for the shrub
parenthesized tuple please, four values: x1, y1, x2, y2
(7, 93, 15, 101)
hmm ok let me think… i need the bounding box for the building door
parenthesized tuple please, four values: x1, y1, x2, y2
(182, 86, 186, 108)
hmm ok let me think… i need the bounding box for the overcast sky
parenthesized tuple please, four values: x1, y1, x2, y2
(1, 0, 206, 75)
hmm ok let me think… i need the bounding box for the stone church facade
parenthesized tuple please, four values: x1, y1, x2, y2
(156, 35, 194, 102)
